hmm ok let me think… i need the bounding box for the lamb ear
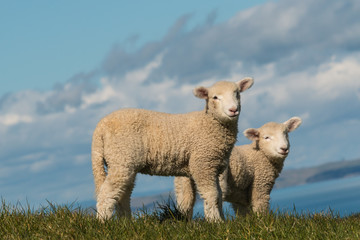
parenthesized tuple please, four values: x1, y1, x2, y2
(284, 117, 302, 132)
(244, 128, 260, 141)
(237, 77, 254, 92)
(193, 86, 209, 99)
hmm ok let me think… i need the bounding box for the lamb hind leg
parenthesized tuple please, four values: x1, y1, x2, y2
(231, 202, 250, 216)
(174, 176, 196, 221)
(115, 178, 135, 218)
(96, 167, 136, 220)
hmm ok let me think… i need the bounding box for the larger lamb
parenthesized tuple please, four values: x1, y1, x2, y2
(92, 78, 254, 222)
(175, 117, 302, 219)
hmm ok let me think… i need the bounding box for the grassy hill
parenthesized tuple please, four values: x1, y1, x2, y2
(1, 200, 360, 239)
(3, 159, 360, 238)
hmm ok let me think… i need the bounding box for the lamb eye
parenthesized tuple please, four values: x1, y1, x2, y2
(213, 96, 218, 100)
(264, 136, 270, 140)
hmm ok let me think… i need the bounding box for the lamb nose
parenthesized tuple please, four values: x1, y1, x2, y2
(229, 107, 238, 112)
(280, 147, 289, 152)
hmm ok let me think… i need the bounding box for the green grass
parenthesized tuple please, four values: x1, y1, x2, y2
(1, 199, 360, 240)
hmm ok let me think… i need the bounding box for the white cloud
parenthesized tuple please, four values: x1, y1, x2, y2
(0, 90, 48, 118)
(74, 154, 90, 165)
(230, 1, 305, 34)
(81, 53, 165, 111)
(0, 165, 22, 180)
(81, 78, 117, 108)
(29, 159, 54, 173)
(18, 152, 47, 162)
(124, 53, 164, 83)
(242, 53, 360, 112)
(314, 55, 360, 100)
(0, 114, 33, 126)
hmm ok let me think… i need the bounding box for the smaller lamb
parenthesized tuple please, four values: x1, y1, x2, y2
(174, 117, 302, 218)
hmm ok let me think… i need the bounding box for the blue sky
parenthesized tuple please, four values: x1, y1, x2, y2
(1, 0, 360, 207)
(0, 0, 267, 95)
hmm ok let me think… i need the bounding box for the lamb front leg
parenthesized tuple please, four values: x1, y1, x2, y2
(250, 181, 272, 214)
(174, 176, 197, 221)
(191, 169, 224, 222)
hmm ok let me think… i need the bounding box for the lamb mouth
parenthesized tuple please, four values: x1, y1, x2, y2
(278, 152, 288, 156)
(227, 112, 239, 118)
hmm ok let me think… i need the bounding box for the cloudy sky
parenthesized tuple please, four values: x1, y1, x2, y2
(1, 0, 360, 207)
